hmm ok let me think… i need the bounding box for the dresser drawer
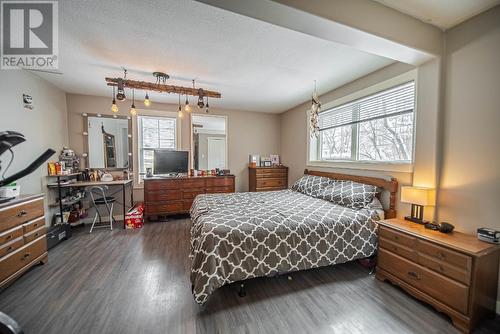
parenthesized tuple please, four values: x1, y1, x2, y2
(0, 198, 44, 233)
(379, 226, 416, 248)
(183, 200, 194, 211)
(256, 168, 287, 175)
(256, 171, 287, 179)
(182, 189, 205, 200)
(24, 226, 46, 244)
(256, 178, 286, 188)
(416, 239, 471, 271)
(145, 180, 181, 190)
(379, 237, 417, 261)
(378, 248, 469, 314)
(0, 237, 24, 258)
(0, 236, 47, 283)
(206, 186, 233, 193)
(0, 226, 23, 246)
(417, 252, 470, 285)
(146, 190, 181, 201)
(183, 179, 207, 188)
(145, 201, 183, 215)
(206, 178, 233, 187)
(23, 217, 45, 234)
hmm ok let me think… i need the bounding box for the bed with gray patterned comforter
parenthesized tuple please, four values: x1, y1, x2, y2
(189, 189, 379, 304)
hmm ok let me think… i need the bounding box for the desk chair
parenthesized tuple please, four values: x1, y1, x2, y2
(88, 186, 116, 233)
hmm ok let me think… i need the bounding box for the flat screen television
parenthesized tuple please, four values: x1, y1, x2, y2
(153, 149, 189, 175)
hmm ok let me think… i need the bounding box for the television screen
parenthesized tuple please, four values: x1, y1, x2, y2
(153, 150, 189, 175)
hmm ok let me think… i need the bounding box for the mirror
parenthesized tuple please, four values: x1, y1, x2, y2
(84, 114, 131, 169)
(191, 114, 227, 170)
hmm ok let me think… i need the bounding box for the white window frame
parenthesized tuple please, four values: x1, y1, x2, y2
(134, 111, 181, 186)
(307, 70, 417, 173)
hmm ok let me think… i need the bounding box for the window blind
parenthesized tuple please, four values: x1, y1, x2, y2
(319, 81, 415, 131)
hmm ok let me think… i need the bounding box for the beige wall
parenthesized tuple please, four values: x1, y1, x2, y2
(66, 94, 281, 199)
(438, 6, 500, 234)
(0, 70, 68, 224)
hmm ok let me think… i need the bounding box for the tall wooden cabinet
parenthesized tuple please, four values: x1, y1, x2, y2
(248, 166, 288, 192)
(0, 194, 47, 289)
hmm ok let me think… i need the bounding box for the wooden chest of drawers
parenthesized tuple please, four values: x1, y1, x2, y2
(376, 219, 500, 333)
(0, 194, 47, 289)
(144, 175, 235, 219)
(248, 166, 288, 192)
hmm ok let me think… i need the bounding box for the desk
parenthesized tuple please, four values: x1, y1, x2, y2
(49, 179, 133, 229)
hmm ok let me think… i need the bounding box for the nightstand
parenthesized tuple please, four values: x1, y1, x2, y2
(376, 218, 500, 333)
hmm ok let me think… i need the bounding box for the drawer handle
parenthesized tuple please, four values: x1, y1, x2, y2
(393, 236, 399, 240)
(5, 235, 12, 240)
(392, 246, 398, 252)
(438, 264, 444, 271)
(17, 210, 27, 217)
(436, 252, 446, 260)
(22, 252, 31, 259)
(407, 271, 421, 280)
(7, 246, 13, 251)
(34, 233, 39, 237)
(33, 223, 38, 228)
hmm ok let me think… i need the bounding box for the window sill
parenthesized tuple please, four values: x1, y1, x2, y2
(307, 160, 413, 173)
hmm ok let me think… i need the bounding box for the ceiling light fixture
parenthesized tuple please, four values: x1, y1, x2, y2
(197, 89, 205, 108)
(178, 94, 183, 118)
(111, 86, 119, 113)
(144, 92, 151, 107)
(116, 69, 127, 101)
(130, 89, 137, 116)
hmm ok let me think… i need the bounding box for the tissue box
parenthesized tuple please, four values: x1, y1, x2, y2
(0, 182, 20, 198)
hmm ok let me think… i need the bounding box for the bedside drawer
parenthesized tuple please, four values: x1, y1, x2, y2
(417, 252, 470, 285)
(23, 217, 45, 234)
(379, 226, 416, 248)
(0, 237, 24, 258)
(0, 198, 44, 233)
(379, 237, 417, 262)
(378, 248, 469, 314)
(416, 239, 471, 271)
(0, 226, 23, 246)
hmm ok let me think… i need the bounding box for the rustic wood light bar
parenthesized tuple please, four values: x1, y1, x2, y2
(105, 77, 221, 98)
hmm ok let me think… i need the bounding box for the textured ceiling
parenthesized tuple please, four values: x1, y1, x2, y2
(374, 0, 500, 30)
(34, 0, 394, 113)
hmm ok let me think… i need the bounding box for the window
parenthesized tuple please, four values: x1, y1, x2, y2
(316, 81, 415, 163)
(138, 115, 177, 177)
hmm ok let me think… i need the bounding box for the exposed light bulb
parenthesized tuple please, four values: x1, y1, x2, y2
(144, 92, 151, 107)
(184, 95, 191, 112)
(111, 99, 119, 113)
(178, 105, 183, 118)
(205, 97, 209, 113)
(130, 104, 137, 116)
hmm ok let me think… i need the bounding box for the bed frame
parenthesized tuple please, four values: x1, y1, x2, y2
(304, 169, 398, 219)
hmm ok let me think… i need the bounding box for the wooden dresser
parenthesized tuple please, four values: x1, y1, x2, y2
(0, 194, 47, 289)
(143, 175, 235, 219)
(248, 166, 288, 192)
(376, 219, 500, 333)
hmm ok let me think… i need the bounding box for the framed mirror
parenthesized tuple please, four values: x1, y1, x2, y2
(83, 113, 132, 169)
(191, 114, 227, 170)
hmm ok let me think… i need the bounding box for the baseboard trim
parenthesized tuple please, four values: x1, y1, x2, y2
(497, 301, 500, 315)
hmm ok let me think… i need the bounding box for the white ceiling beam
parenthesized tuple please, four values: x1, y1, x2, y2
(196, 0, 443, 65)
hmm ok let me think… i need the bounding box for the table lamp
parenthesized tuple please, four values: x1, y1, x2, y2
(401, 186, 435, 224)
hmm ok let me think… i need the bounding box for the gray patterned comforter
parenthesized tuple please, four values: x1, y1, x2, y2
(189, 189, 379, 304)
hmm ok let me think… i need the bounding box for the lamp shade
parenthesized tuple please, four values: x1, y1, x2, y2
(401, 186, 435, 206)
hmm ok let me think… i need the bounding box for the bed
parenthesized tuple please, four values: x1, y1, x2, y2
(189, 170, 398, 304)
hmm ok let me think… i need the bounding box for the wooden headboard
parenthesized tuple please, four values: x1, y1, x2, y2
(304, 169, 398, 219)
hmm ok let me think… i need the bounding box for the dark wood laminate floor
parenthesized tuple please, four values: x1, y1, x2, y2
(0, 218, 499, 334)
